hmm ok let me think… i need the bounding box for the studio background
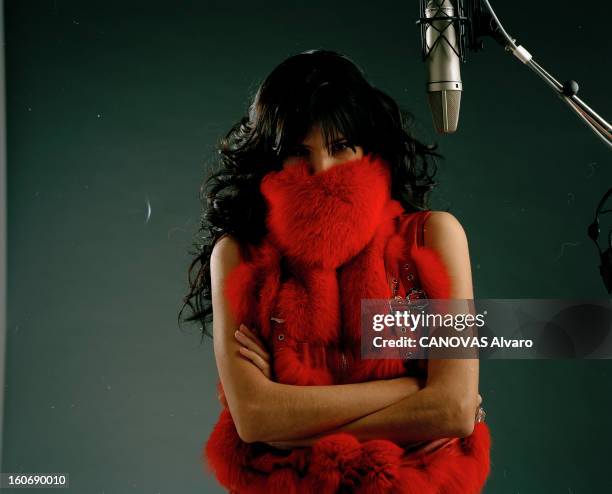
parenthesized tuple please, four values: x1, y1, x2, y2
(3, 0, 611, 492)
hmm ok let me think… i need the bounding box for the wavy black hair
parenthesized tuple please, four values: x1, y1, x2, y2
(178, 49, 442, 341)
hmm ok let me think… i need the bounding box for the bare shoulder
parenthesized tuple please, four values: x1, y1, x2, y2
(210, 233, 243, 276)
(422, 211, 468, 247)
(422, 211, 473, 298)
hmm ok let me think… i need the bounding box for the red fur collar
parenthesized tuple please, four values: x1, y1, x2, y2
(260, 154, 394, 270)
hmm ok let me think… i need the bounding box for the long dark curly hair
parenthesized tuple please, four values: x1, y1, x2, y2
(178, 49, 442, 341)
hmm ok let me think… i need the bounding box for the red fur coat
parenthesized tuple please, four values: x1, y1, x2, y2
(204, 155, 491, 493)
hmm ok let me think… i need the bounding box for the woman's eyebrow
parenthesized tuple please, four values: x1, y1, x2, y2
(295, 137, 348, 149)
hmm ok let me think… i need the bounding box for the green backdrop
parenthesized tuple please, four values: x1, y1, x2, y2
(3, 0, 611, 492)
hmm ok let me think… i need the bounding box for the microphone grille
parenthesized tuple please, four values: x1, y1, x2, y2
(427, 90, 462, 134)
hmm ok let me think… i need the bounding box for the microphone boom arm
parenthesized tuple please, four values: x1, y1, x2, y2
(479, 0, 612, 149)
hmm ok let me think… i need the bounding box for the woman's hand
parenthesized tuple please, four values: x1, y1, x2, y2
(234, 323, 273, 378)
(475, 393, 486, 423)
(218, 323, 273, 408)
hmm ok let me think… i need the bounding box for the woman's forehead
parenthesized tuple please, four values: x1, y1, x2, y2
(299, 125, 345, 145)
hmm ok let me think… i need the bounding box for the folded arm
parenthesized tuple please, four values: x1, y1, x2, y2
(212, 212, 480, 446)
(211, 235, 421, 444)
(265, 212, 482, 448)
(266, 359, 480, 449)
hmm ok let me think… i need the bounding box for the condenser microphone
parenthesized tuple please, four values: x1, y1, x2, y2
(420, 0, 464, 134)
(417, 0, 611, 146)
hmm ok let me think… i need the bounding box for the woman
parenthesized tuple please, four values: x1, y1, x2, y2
(180, 49, 491, 493)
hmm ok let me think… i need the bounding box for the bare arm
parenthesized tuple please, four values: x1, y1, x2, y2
(211, 234, 421, 444)
(268, 363, 480, 449)
(266, 212, 482, 447)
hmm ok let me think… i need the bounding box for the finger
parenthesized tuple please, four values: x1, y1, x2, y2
(237, 344, 272, 379)
(235, 330, 270, 363)
(239, 324, 262, 343)
(239, 347, 272, 378)
(235, 328, 270, 363)
(239, 348, 271, 379)
(238, 347, 272, 379)
(239, 325, 270, 359)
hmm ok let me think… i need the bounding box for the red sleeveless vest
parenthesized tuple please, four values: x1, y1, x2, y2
(203, 156, 491, 493)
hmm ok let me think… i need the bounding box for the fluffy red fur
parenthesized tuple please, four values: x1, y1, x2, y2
(204, 155, 491, 493)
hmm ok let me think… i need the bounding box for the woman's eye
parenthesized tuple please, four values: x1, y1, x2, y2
(331, 142, 355, 154)
(288, 148, 308, 157)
